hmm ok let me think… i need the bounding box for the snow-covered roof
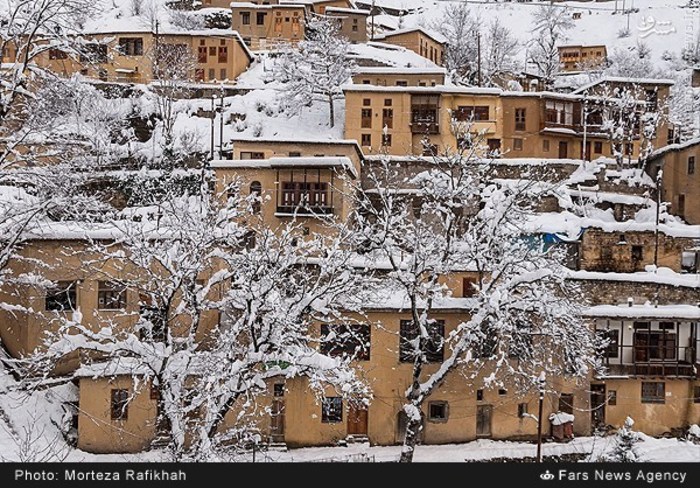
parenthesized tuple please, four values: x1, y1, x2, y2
(343, 84, 501, 95)
(229, 137, 364, 157)
(211, 156, 359, 178)
(354, 67, 446, 75)
(570, 269, 700, 289)
(571, 76, 675, 95)
(74, 358, 153, 378)
(349, 42, 440, 69)
(373, 26, 448, 45)
(325, 7, 370, 16)
(584, 304, 700, 320)
(648, 137, 700, 161)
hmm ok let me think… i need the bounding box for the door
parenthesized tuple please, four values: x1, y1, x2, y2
(584, 141, 591, 161)
(347, 406, 368, 436)
(270, 399, 285, 442)
(558, 141, 568, 159)
(476, 405, 492, 437)
(590, 384, 606, 429)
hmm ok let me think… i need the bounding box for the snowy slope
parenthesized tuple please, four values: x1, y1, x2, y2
(375, 0, 699, 75)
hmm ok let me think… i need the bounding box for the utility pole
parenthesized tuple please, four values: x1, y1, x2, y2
(536, 372, 546, 463)
(218, 86, 224, 159)
(582, 91, 588, 161)
(477, 31, 482, 87)
(653, 168, 662, 268)
(210, 95, 216, 160)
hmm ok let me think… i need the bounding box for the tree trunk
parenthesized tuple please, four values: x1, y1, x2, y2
(329, 95, 335, 128)
(399, 409, 422, 463)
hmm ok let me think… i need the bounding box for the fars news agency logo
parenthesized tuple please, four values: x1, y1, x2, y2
(540, 470, 555, 481)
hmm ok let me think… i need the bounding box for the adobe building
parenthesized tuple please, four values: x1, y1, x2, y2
(12, 30, 254, 85)
(558, 44, 607, 72)
(372, 27, 446, 65)
(344, 78, 673, 160)
(647, 138, 700, 225)
(352, 67, 446, 87)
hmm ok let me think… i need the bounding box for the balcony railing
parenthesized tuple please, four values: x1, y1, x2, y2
(410, 121, 439, 134)
(275, 204, 334, 215)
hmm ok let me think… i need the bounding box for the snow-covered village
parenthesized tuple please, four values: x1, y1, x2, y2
(0, 0, 699, 469)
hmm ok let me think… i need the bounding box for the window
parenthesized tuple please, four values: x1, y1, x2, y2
(498, 389, 507, 396)
(594, 141, 603, 153)
(288, 152, 301, 157)
(399, 319, 444, 363)
(98, 281, 126, 310)
(487, 139, 501, 157)
(598, 329, 619, 358)
(362, 98, 371, 106)
(218, 46, 228, 63)
(634, 325, 676, 361)
(250, 181, 262, 213)
(558, 393, 574, 414)
(195, 69, 204, 82)
(631, 245, 643, 262)
(256, 12, 266, 25)
(515, 108, 526, 131)
(384, 98, 392, 107)
(693, 385, 700, 404)
(352, 25, 358, 32)
(241, 12, 251, 25)
(321, 397, 342, 423)
(422, 144, 438, 157)
(677, 194, 685, 216)
(382, 109, 393, 129)
(274, 384, 285, 397)
(542, 139, 550, 152)
(111, 389, 129, 420)
(608, 390, 617, 406)
(240, 152, 264, 159)
(208, 68, 215, 80)
(455, 106, 490, 121)
(220, 68, 227, 80)
(320, 323, 370, 360)
(382, 133, 392, 147)
(209, 46, 217, 56)
(396, 80, 408, 86)
(641, 382, 665, 404)
(362, 79, 370, 84)
(45, 281, 77, 311)
(280, 182, 328, 210)
(518, 403, 528, 418)
(139, 306, 166, 342)
(80, 44, 108, 63)
(688, 156, 696, 175)
(361, 108, 372, 128)
(198, 46, 207, 63)
(476, 389, 484, 401)
(428, 401, 448, 422)
(361, 134, 371, 146)
(513, 138, 523, 151)
(462, 277, 478, 297)
(118, 37, 143, 56)
(48, 48, 68, 60)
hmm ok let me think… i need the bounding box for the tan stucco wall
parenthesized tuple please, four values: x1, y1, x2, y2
(379, 31, 444, 65)
(78, 376, 157, 453)
(596, 379, 700, 436)
(658, 143, 700, 224)
(232, 6, 305, 49)
(352, 72, 445, 87)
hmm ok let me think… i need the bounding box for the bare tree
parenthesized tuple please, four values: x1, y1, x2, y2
(483, 18, 519, 87)
(432, 3, 480, 85)
(527, 4, 574, 84)
(276, 15, 355, 128)
(354, 139, 598, 463)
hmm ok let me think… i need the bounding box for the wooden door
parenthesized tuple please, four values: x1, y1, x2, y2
(584, 141, 591, 161)
(476, 405, 492, 437)
(590, 384, 606, 429)
(270, 399, 285, 442)
(558, 141, 568, 159)
(347, 406, 368, 436)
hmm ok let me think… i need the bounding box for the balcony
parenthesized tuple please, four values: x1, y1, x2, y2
(274, 167, 337, 217)
(410, 120, 439, 134)
(597, 321, 698, 378)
